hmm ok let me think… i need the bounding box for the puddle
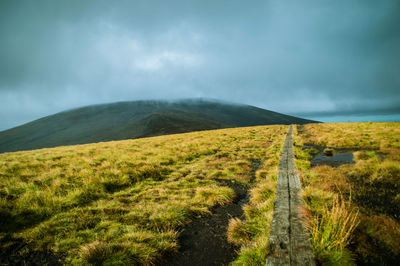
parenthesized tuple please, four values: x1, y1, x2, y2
(304, 144, 355, 167)
(304, 144, 385, 168)
(311, 152, 354, 167)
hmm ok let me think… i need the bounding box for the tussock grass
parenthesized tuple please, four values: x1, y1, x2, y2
(0, 125, 287, 264)
(294, 122, 400, 265)
(227, 218, 250, 245)
(310, 197, 359, 265)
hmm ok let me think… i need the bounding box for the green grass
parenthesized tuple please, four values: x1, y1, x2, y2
(310, 196, 359, 265)
(228, 177, 278, 265)
(226, 129, 285, 265)
(294, 122, 400, 265)
(0, 125, 287, 264)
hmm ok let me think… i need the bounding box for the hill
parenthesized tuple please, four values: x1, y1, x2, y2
(0, 99, 315, 153)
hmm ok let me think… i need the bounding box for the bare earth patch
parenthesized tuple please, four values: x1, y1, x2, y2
(160, 182, 245, 265)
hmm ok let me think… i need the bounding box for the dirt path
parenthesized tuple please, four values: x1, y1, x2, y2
(266, 126, 315, 265)
(160, 160, 260, 266)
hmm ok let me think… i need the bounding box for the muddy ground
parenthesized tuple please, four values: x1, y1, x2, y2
(160, 160, 260, 266)
(159, 179, 247, 266)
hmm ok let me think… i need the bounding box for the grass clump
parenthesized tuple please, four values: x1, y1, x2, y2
(310, 197, 359, 265)
(323, 148, 333, 156)
(227, 218, 250, 245)
(232, 237, 269, 266)
(353, 151, 379, 161)
(79, 241, 112, 265)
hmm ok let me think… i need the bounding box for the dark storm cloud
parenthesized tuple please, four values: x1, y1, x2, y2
(1, 0, 399, 129)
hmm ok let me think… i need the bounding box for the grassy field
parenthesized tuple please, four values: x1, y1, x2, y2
(0, 125, 287, 265)
(293, 122, 400, 265)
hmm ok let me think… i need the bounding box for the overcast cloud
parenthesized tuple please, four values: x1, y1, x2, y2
(1, 0, 399, 130)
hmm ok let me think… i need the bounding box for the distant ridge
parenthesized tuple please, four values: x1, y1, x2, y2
(0, 99, 316, 153)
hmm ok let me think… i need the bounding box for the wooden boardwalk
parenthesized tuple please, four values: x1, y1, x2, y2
(266, 126, 315, 265)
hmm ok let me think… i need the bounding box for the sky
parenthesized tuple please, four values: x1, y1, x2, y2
(1, 0, 399, 130)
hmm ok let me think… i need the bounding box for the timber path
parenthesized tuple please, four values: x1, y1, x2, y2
(266, 126, 315, 265)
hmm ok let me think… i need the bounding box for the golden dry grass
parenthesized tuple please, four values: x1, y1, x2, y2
(0, 125, 287, 264)
(294, 122, 400, 265)
(310, 196, 359, 264)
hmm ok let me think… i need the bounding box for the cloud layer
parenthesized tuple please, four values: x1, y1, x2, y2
(1, 0, 399, 129)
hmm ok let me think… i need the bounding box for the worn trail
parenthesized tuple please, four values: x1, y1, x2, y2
(159, 180, 245, 266)
(266, 126, 315, 265)
(160, 160, 261, 266)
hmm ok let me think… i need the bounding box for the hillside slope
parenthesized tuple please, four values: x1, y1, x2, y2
(0, 99, 315, 153)
(0, 125, 287, 265)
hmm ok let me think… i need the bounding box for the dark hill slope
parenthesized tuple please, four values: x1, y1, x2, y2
(0, 99, 315, 153)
